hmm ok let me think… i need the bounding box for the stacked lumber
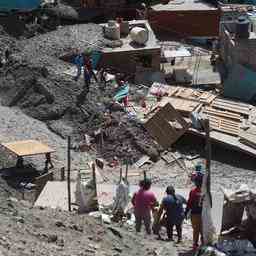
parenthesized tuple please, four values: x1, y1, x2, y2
(211, 98, 251, 116)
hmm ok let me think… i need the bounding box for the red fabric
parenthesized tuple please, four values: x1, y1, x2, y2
(84, 58, 93, 71)
(132, 188, 157, 217)
(187, 187, 201, 209)
(123, 96, 129, 107)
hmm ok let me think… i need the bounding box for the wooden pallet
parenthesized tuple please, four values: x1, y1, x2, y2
(211, 98, 251, 116)
(205, 115, 240, 136)
(203, 107, 242, 122)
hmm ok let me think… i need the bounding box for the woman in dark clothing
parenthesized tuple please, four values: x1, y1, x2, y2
(157, 186, 186, 243)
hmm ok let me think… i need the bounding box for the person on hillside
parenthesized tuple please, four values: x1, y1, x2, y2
(157, 186, 186, 243)
(74, 51, 84, 81)
(113, 79, 129, 107)
(84, 54, 98, 83)
(185, 175, 204, 251)
(83, 64, 91, 92)
(132, 179, 157, 234)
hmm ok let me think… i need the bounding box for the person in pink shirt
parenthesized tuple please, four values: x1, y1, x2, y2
(132, 179, 157, 234)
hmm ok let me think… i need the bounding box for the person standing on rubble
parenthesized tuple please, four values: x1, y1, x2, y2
(74, 51, 84, 81)
(84, 54, 98, 83)
(157, 186, 186, 243)
(185, 175, 203, 251)
(132, 179, 157, 234)
(83, 63, 91, 92)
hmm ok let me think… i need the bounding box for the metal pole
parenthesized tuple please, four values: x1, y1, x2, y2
(67, 136, 71, 212)
(205, 119, 212, 207)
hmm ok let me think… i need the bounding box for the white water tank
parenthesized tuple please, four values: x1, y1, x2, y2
(104, 20, 120, 40)
(130, 27, 149, 45)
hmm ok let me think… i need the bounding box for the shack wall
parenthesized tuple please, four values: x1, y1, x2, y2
(100, 48, 161, 74)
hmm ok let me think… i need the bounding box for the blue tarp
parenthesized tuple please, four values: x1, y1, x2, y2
(224, 64, 256, 102)
(0, 0, 41, 11)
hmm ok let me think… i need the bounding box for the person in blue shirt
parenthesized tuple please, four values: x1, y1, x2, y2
(74, 51, 84, 81)
(157, 186, 186, 243)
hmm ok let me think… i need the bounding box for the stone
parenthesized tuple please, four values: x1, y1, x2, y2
(57, 238, 64, 247)
(55, 220, 65, 227)
(47, 234, 58, 243)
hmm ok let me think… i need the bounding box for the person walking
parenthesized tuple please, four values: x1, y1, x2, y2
(132, 179, 157, 234)
(185, 175, 203, 251)
(157, 186, 186, 243)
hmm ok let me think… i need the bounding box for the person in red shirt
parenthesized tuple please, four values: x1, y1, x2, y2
(132, 179, 157, 234)
(185, 175, 203, 250)
(84, 55, 98, 83)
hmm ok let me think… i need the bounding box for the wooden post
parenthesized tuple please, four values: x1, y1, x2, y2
(100, 129, 104, 149)
(67, 136, 71, 212)
(205, 119, 212, 207)
(119, 166, 122, 182)
(143, 170, 147, 181)
(60, 167, 65, 181)
(125, 160, 128, 181)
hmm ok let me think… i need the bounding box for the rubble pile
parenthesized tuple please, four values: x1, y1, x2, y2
(0, 23, 160, 165)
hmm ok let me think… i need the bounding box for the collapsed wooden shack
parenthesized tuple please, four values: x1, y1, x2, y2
(0, 140, 55, 201)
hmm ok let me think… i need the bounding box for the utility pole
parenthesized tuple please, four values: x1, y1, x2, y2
(67, 136, 71, 212)
(205, 119, 212, 207)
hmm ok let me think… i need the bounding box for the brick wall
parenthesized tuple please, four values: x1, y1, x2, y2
(149, 9, 220, 37)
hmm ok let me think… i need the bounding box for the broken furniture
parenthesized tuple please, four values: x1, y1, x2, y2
(144, 102, 189, 149)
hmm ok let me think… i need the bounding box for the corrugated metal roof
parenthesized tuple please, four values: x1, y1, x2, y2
(0, 0, 41, 12)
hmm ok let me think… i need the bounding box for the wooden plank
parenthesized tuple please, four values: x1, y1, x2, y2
(215, 98, 250, 108)
(1, 140, 55, 157)
(212, 100, 250, 116)
(239, 131, 256, 149)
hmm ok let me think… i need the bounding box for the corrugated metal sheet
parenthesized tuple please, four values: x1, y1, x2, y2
(0, 0, 41, 11)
